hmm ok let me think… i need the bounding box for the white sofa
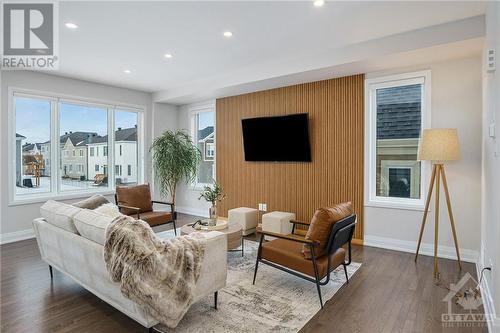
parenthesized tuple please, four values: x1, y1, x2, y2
(33, 202, 227, 331)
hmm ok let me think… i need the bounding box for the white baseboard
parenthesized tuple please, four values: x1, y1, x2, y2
(364, 234, 479, 263)
(176, 206, 209, 218)
(476, 253, 500, 332)
(0, 228, 35, 245)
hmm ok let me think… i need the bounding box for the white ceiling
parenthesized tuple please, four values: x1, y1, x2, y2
(55, 1, 486, 102)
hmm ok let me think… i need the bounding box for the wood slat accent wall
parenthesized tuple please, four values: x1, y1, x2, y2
(216, 74, 365, 240)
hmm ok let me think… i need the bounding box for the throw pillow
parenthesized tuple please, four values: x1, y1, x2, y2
(94, 203, 122, 219)
(73, 194, 110, 209)
(40, 200, 82, 234)
(302, 202, 353, 259)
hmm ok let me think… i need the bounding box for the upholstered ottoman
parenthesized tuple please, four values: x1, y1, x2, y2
(261, 211, 295, 241)
(228, 207, 258, 236)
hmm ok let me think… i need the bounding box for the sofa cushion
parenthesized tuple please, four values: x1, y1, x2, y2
(302, 202, 353, 259)
(262, 238, 346, 278)
(40, 200, 82, 234)
(74, 209, 115, 245)
(115, 184, 153, 215)
(94, 203, 122, 219)
(140, 211, 173, 227)
(73, 194, 110, 209)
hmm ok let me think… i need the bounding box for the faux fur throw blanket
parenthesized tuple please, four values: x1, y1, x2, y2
(104, 215, 206, 328)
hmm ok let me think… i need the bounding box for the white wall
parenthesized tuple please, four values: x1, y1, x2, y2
(174, 102, 213, 217)
(480, 2, 500, 330)
(150, 102, 179, 202)
(0, 71, 153, 242)
(364, 56, 483, 263)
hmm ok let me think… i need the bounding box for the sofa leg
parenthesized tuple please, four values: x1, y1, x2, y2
(214, 291, 218, 309)
(173, 220, 177, 236)
(49, 265, 53, 280)
(343, 263, 349, 283)
(148, 327, 155, 333)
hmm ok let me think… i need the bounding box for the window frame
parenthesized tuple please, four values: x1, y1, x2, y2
(189, 103, 216, 189)
(380, 160, 420, 198)
(364, 71, 431, 211)
(206, 142, 215, 159)
(8, 87, 145, 205)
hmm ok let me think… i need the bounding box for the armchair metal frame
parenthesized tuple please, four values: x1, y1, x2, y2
(253, 214, 357, 308)
(115, 195, 178, 236)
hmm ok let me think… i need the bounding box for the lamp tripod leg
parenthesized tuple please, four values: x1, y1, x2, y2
(434, 165, 441, 280)
(440, 166, 462, 270)
(415, 164, 437, 262)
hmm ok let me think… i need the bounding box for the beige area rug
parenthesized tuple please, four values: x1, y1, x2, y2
(154, 231, 361, 332)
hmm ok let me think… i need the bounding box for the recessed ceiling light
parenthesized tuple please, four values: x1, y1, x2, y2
(123, 69, 131, 74)
(65, 22, 78, 29)
(313, 0, 325, 7)
(164, 53, 173, 59)
(223, 31, 233, 37)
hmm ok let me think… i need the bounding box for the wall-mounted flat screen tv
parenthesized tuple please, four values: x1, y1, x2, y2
(241, 113, 312, 162)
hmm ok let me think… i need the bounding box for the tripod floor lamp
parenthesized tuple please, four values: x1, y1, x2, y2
(415, 128, 462, 279)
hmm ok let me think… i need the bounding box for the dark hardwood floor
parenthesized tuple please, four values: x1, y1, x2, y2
(1, 214, 486, 333)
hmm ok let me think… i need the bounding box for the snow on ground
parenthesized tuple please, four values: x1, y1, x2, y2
(16, 177, 107, 195)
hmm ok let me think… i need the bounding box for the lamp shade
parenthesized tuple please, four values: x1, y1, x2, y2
(418, 128, 460, 161)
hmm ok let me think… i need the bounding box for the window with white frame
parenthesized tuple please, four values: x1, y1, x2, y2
(365, 71, 430, 208)
(14, 96, 51, 194)
(115, 111, 138, 185)
(191, 106, 215, 185)
(11, 90, 143, 202)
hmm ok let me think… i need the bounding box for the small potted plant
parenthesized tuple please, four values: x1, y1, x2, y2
(198, 181, 226, 225)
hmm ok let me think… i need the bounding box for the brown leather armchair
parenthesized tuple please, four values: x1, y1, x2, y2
(253, 214, 356, 308)
(115, 183, 177, 235)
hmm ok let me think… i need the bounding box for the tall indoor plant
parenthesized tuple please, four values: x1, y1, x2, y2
(151, 130, 201, 207)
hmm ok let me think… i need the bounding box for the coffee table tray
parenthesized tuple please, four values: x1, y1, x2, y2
(195, 219, 228, 231)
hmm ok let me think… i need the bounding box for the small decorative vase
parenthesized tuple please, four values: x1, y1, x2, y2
(209, 204, 218, 226)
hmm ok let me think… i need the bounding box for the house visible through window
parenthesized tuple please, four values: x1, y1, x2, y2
(389, 168, 411, 197)
(115, 111, 138, 185)
(14, 96, 51, 195)
(366, 71, 429, 208)
(192, 108, 215, 185)
(60, 102, 107, 190)
(206, 143, 215, 159)
(11, 91, 143, 201)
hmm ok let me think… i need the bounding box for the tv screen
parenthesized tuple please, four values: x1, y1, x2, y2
(241, 113, 312, 162)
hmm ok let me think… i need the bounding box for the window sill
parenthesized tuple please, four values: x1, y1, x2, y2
(365, 200, 426, 212)
(9, 189, 116, 206)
